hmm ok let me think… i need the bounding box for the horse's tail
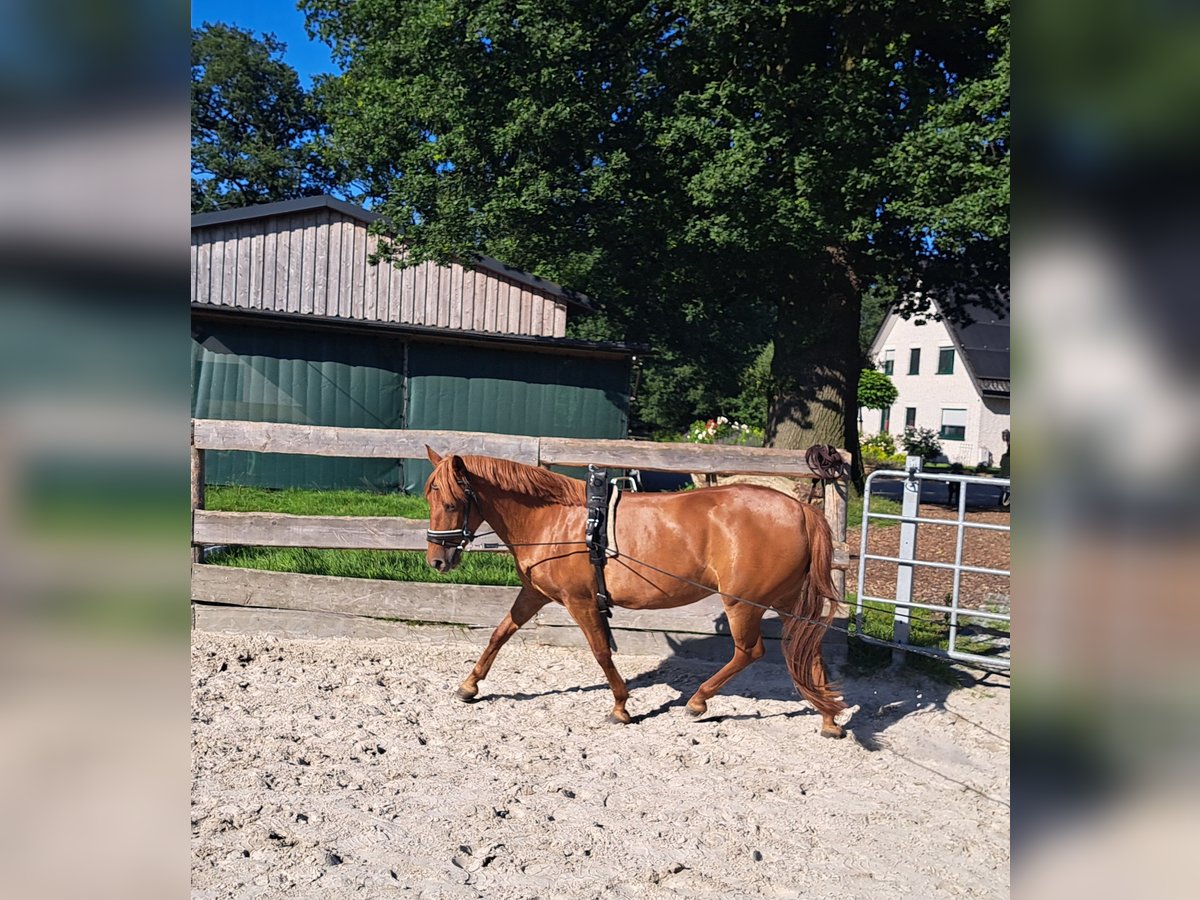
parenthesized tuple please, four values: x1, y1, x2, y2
(781, 503, 846, 720)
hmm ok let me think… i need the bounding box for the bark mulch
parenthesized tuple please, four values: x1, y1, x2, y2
(848, 504, 1011, 611)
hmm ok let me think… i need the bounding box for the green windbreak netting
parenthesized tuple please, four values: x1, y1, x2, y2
(192, 319, 631, 492)
(191, 323, 405, 490)
(404, 343, 629, 490)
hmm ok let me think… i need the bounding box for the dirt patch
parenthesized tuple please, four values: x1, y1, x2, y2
(192, 631, 1009, 899)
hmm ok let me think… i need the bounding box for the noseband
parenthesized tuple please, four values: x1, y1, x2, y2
(425, 477, 479, 550)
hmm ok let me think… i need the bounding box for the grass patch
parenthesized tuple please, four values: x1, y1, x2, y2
(207, 545, 521, 586)
(206, 485, 429, 518)
(844, 595, 1010, 680)
(847, 494, 903, 529)
(203, 485, 511, 585)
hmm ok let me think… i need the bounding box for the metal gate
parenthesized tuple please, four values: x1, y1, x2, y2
(855, 459, 1011, 669)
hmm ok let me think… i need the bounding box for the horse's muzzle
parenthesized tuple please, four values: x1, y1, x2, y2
(427, 547, 462, 573)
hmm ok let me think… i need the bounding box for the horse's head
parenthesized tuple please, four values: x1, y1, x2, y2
(423, 447, 483, 573)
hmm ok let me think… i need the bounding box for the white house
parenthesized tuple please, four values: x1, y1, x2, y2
(864, 299, 1010, 466)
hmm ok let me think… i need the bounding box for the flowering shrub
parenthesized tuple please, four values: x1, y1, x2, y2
(860, 432, 905, 469)
(902, 426, 943, 462)
(685, 416, 764, 446)
(860, 432, 897, 456)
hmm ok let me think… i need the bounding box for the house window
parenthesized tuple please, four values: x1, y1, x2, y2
(882, 349, 894, 376)
(908, 348, 921, 375)
(940, 408, 968, 441)
(905, 407, 917, 428)
(937, 347, 955, 374)
(881, 406, 891, 433)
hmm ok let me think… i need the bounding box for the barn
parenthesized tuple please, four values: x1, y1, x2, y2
(191, 195, 639, 491)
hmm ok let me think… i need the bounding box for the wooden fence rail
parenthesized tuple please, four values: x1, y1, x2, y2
(190, 418, 850, 657)
(190, 418, 847, 477)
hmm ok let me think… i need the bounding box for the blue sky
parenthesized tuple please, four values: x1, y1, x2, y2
(191, 1, 337, 87)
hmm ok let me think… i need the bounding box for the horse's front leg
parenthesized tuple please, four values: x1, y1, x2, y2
(564, 597, 631, 724)
(458, 585, 549, 701)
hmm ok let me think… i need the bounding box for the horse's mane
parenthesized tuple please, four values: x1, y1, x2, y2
(432, 455, 586, 507)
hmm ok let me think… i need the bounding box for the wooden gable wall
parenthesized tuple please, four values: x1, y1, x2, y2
(191, 208, 568, 338)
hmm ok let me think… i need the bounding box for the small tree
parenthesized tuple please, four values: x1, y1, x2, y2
(902, 426, 943, 463)
(858, 368, 899, 411)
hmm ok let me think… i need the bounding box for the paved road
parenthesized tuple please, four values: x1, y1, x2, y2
(867, 474, 1010, 510)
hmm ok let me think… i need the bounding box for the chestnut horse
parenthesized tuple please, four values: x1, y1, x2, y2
(423, 448, 846, 737)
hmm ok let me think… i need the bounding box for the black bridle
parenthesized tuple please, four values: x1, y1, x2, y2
(425, 477, 479, 550)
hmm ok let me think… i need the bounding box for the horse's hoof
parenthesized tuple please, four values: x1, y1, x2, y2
(456, 685, 478, 703)
(685, 703, 707, 718)
(820, 725, 846, 739)
(607, 712, 631, 725)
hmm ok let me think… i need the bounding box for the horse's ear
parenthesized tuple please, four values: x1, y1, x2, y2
(450, 454, 467, 478)
(426, 445, 443, 465)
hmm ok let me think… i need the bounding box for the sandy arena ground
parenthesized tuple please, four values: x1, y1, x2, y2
(192, 631, 1009, 899)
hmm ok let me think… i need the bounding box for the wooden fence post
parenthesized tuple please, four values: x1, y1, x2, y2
(823, 477, 849, 664)
(191, 421, 205, 564)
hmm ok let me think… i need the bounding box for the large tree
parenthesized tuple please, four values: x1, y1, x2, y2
(192, 22, 344, 212)
(301, 1, 1008, 454)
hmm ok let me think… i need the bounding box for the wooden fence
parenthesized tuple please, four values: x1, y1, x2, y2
(191, 419, 851, 660)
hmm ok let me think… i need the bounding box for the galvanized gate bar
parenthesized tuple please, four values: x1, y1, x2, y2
(859, 554, 1010, 577)
(856, 466, 1011, 669)
(863, 512, 1009, 531)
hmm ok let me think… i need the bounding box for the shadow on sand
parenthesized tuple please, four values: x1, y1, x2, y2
(483, 626, 1008, 750)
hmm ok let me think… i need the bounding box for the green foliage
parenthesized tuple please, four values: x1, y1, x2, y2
(859, 289, 892, 356)
(191, 22, 343, 212)
(902, 426, 944, 462)
(300, 0, 1009, 441)
(724, 343, 774, 431)
(857, 369, 899, 411)
(861, 432, 897, 456)
(859, 431, 905, 469)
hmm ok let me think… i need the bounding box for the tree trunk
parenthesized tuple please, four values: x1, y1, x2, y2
(766, 254, 863, 489)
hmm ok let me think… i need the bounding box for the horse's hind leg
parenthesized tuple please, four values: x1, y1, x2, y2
(458, 585, 549, 702)
(810, 654, 845, 739)
(684, 600, 767, 717)
(564, 598, 631, 724)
